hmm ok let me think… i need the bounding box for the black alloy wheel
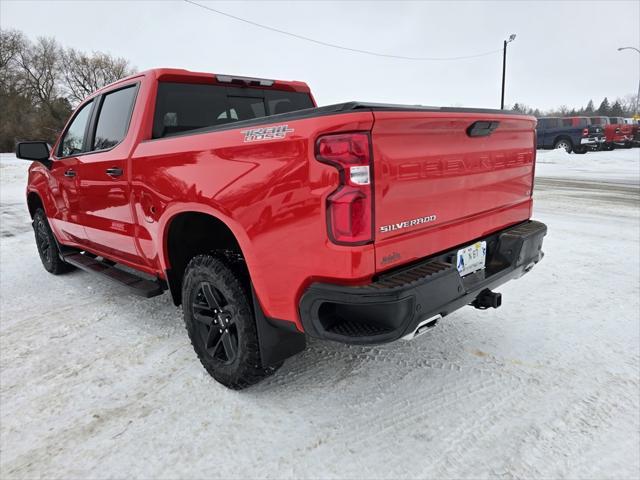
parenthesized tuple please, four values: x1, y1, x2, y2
(181, 254, 281, 389)
(191, 281, 239, 364)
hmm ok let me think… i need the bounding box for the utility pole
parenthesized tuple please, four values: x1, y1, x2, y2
(501, 34, 516, 110)
(617, 46, 640, 117)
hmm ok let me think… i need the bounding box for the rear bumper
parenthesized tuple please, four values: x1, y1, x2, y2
(613, 136, 632, 145)
(581, 136, 604, 145)
(299, 220, 547, 345)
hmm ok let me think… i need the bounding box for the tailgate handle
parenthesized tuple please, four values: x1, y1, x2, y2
(467, 121, 500, 137)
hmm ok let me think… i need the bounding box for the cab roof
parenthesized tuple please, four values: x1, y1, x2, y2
(94, 68, 311, 96)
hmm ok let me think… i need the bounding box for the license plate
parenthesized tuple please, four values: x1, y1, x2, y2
(456, 241, 487, 277)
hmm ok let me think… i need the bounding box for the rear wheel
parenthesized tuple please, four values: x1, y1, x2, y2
(33, 208, 74, 275)
(182, 254, 280, 389)
(554, 138, 573, 153)
(573, 146, 587, 154)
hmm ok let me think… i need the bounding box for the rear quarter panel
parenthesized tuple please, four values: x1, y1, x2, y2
(131, 112, 375, 327)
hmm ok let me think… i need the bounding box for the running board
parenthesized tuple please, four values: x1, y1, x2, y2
(63, 252, 165, 298)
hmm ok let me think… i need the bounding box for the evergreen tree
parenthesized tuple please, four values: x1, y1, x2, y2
(597, 97, 611, 116)
(584, 100, 595, 114)
(610, 100, 624, 117)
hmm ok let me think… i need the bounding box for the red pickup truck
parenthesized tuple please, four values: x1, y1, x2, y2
(16, 69, 547, 389)
(590, 116, 633, 150)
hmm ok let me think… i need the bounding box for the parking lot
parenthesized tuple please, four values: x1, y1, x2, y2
(1, 149, 638, 479)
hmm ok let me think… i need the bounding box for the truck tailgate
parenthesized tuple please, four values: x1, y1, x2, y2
(371, 110, 537, 272)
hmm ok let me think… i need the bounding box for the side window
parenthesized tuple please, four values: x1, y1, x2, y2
(58, 100, 94, 157)
(561, 119, 572, 127)
(92, 85, 138, 151)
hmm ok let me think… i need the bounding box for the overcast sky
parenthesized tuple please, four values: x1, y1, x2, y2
(2, 0, 639, 110)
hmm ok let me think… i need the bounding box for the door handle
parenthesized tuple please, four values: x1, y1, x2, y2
(106, 167, 123, 177)
(64, 169, 76, 177)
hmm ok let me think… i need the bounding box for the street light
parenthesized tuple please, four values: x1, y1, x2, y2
(618, 46, 640, 117)
(501, 34, 516, 109)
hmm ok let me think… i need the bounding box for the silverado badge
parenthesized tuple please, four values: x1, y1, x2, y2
(380, 214, 437, 233)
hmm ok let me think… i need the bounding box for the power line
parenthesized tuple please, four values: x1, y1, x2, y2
(183, 0, 503, 61)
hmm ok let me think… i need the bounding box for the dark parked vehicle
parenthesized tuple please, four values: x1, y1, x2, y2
(536, 116, 604, 153)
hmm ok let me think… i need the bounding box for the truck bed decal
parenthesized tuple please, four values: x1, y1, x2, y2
(242, 125, 294, 142)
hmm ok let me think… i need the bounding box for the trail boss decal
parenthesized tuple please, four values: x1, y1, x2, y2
(380, 214, 437, 233)
(242, 125, 294, 142)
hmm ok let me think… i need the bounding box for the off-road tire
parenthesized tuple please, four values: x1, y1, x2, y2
(33, 208, 74, 275)
(182, 254, 280, 389)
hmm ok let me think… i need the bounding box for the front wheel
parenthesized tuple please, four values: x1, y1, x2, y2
(182, 254, 280, 389)
(554, 138, 573, 153)
(33, 209, 74, 275)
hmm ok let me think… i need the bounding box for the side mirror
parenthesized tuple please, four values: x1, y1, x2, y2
(16, 141, 52, 168)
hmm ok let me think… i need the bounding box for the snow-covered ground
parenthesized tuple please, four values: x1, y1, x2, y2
(1, 149, 639, 479)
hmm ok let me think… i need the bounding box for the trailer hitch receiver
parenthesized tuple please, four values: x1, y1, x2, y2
(472, 289, 502, 310)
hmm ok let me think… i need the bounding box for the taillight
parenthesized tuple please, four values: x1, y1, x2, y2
(582, 128, 589, 137)
(315, 132, 373, 245)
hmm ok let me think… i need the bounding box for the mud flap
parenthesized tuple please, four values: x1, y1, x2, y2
(252, 286, 306, 366)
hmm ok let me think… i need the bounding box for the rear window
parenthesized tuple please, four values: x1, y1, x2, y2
(152, 82, 314, 139)
(590, 117, 610, 125)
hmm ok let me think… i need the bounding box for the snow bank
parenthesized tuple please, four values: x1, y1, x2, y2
(536, 148, 640, 184)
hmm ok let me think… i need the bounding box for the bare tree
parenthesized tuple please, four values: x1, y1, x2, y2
(0, 29, 27, 95)
(0, 29, 26, 70)
(619, 94, 639, 116)
(62, 48, 134, 104)
(15, 36, 63, 115)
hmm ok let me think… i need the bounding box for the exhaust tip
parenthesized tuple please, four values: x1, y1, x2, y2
(401, 314, 441, 341)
